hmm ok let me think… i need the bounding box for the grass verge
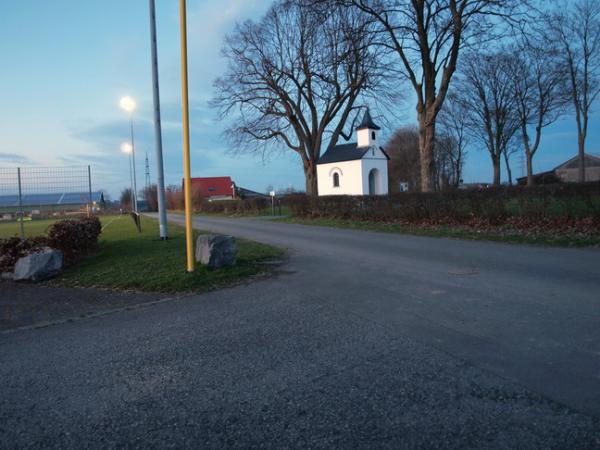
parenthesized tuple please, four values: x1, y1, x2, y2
(276, 216, 600, 247)
(38, 214, 284, 292)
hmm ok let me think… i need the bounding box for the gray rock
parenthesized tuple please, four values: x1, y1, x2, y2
(13, 248, 63, 282)
(195, 235, 237, 268)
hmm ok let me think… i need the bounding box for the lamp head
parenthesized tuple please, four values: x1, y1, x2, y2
(121, 142, 133, 154)
(119, 96, 136, 113)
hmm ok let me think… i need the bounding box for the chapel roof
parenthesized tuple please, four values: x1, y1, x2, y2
(356, 108, 381, 131)
(317, 143, 389, 165)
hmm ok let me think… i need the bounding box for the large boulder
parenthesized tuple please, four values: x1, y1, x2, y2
(195, 235, 237, 268)
(13, 248, 63, 282)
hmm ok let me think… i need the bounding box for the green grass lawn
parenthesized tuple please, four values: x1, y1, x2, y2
(0, 218, 61, 239)
(54, 215, 283, 292)
(2, 215, 284, 292)
(276, 216, 600, 247)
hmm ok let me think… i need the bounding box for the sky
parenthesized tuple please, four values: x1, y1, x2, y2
(0, 0, 598, 199)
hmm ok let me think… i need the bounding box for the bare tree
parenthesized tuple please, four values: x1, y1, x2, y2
(455, 51, 520, 185)
(143, 184, 158, 212)
(549, 0, 600, 182)
(120, 188, 132, 211)
(212, 0, 394, 195)
(506, 30, 567, 186)
(434, 133, 463, 189)
(191, 186, 204, 212)
(386, 126, 462, 191)
(502, 140, 519, 185)
(338, 0, 520, 192)
(386, 126, 420, 192)
(437, 92, 469, 187)
(165, 185, 184, 211)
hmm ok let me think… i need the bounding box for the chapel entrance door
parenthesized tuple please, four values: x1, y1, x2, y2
(368, 169, 379, 195)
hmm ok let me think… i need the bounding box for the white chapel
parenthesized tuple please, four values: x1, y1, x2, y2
(316, 108, 389, 196)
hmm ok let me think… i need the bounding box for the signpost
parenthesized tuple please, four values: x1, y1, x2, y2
(270, 191, 276, 216)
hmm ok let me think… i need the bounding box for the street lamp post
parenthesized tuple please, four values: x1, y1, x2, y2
(121, 142, 135, 211)
(149, 0, 169, 240)
(120, 96, 138, 213)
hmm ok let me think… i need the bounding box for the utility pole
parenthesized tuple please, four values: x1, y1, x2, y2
(145, 152, 150, 188)
(149, 0, 169, 240)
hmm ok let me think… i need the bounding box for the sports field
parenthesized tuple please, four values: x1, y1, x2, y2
(0, 218, 61, 239)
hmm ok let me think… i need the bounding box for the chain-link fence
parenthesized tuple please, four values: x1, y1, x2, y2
(0, 166, 102, 238)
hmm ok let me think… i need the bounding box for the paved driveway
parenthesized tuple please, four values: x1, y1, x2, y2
(0, 214, 599, 448)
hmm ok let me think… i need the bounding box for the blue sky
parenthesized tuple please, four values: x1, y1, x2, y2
(0, 0, 598, 198)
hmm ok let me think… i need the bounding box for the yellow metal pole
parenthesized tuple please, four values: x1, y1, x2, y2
(179, 0, 194, 272)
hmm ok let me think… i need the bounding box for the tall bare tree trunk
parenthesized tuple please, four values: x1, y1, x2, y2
(578, 131, 586, 183)
(526, 151, 534, 186)
(504, 151, 513, 186)
(492, 157, 501, 186)
(418, 115, 435, 192)
(304, 159, 318, 196)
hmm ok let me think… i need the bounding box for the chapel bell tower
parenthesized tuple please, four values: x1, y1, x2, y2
(356, 108, 381, 148)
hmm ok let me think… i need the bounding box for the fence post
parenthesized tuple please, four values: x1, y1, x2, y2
(87, 165, 93, 217)
(17, 167, 24, 239)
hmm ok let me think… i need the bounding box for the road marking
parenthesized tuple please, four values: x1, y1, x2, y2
(101, 215, 121, 231)
(0, 294, 188, 335)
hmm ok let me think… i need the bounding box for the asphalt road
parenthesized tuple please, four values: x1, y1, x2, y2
(1, 214, 599, 448)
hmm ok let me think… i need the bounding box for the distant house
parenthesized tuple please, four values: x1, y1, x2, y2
(316, 108, 390, 196)
(517, 153, 600, 185)
(235, 186, 268, 200)
(189, 177, 235, 200)
(554, 154, 600, 182)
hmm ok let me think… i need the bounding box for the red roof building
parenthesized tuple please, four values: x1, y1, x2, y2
(188, 177, 235, 200)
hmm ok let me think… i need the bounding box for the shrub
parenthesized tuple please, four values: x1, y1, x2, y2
(0, 236, 48, 273)
(282, 183, 600, 224)
(165, 185, 184, 210)
(46, 216, 102, 265)
(143, 184, 159, 212)
(199, 198, 269, 215)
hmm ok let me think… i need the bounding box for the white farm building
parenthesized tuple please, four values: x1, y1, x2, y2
(316, 109, 389, 196)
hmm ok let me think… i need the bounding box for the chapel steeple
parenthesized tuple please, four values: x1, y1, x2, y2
(356, 108, 380, 148)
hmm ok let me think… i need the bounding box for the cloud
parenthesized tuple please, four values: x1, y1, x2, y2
(0, 152, 34, 165)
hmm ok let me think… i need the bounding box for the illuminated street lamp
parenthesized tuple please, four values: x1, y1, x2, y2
(120, 96, 138, 213)
(119, 96, 136, 113)
(121, 142, 135, 211)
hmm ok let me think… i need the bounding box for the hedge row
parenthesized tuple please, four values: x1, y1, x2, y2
(200, 198, 270, 215)
(0, 216, 102, 272)
(284, 183, 600, 223)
